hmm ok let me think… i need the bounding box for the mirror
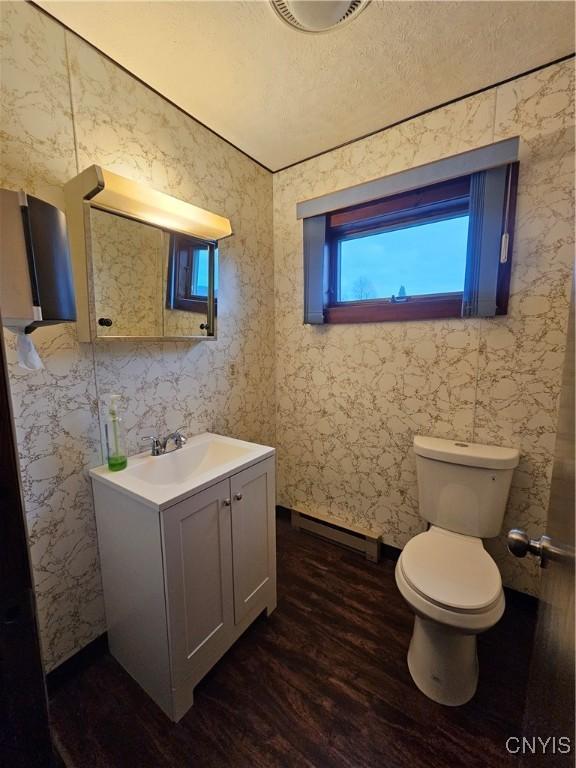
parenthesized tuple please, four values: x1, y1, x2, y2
(89, 207, 217, 339)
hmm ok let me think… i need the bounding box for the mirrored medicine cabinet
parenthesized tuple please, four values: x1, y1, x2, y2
(64, 166, 232, 342)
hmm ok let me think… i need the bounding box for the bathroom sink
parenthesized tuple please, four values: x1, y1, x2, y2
(90, 432, 274, 509)
(126, 439, 254, 486)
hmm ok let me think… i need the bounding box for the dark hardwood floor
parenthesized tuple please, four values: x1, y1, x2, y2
(49, 515, 537, 768)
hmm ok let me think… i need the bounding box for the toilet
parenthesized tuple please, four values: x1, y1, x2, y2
(395, 435, 520, 707)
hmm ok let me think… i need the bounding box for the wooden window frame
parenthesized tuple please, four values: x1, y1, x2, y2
(166, 233, 216, 315)
(325, 293, 464, 324)
(322, 170, 517, 324)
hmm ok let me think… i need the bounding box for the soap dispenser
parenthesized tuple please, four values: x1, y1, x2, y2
(105, 395, 127, 471)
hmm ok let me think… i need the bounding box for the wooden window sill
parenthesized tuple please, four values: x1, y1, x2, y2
(324, 294, 464, 324)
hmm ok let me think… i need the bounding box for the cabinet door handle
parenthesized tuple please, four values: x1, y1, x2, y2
(234, 493, 243, 501)
(223, 498, 231, 507)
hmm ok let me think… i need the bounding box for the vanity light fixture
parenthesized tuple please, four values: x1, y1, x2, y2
(66, 166, 231, 241)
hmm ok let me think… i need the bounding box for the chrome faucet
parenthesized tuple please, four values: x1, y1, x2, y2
(141, 435, 164, 456)
(163, 428, 188, 453)
(141, 427, 187, 456)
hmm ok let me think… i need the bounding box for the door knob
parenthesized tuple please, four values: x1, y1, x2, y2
(507, 529, 543, 558)
(507, 529, 557, 568)
(234, 493, 243, 501)
(223, 498, 231, 507)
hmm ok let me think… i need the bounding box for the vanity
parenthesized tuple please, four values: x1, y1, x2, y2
(90, 433, 276, 722)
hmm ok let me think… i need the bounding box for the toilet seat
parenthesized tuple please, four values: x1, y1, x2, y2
(395, 527, 505, 632)
(400, 526, 502, 611)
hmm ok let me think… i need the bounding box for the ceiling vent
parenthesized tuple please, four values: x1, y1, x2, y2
(270, 1, 369, 33)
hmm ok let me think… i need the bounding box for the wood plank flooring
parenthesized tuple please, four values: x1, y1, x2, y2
(50, 515, 537, 768)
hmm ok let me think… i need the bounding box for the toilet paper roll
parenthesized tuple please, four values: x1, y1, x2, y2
(9, 328, 44, 371)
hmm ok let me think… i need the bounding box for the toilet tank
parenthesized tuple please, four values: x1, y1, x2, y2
(413, 436, 520, 538)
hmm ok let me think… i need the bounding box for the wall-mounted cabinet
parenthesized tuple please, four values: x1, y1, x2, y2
(64, 166, 232, 341)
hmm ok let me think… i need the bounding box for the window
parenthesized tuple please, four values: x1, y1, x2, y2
(166, 233, 218, 313)
(326, 177, 476, 322)
(301, 142, 519, 325)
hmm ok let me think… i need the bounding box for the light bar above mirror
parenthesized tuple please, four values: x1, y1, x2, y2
(67, 165, 232, 240)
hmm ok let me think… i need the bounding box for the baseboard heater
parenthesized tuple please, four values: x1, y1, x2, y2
(288, 508, 381, 563)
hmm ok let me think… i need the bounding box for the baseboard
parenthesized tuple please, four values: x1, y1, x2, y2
(380, 541, 402, 562)
(46, 633, 108, 697)
(277, 505, 385, 563)
(276, 505, 292, 521)
(502, 586, 539, 612)
(276, 504, 403, 563)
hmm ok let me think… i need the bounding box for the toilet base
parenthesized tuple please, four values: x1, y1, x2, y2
(407, 615, 478, 706)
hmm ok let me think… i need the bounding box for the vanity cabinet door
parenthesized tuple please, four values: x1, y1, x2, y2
(230, 458, 276, 625)
(162, 479, 234, 688)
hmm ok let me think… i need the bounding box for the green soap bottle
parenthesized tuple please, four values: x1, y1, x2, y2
(105, 394, 128, 471)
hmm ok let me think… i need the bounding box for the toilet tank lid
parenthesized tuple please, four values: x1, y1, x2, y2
(413, 435, 520, 469)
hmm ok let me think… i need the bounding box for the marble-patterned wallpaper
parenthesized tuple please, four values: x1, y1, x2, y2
(273, 59, 574, 596)
(0, 1, 274, 670)
(0, 2, 104, 671)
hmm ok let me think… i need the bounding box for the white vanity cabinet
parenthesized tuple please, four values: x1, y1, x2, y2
(90, 435, 276, 722)
(162, 460, 276, 718)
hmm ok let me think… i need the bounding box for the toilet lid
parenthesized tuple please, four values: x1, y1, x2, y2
(400, 528, 502, 611)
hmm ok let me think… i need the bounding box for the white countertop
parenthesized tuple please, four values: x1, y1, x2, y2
(90, 431, 275, 510)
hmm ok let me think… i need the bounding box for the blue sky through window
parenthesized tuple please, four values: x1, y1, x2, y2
(338, 215, 469, 301)
(192, 247, 218, 297)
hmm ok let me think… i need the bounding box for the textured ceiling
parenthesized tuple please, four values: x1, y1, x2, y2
(38, 1, 574, 171)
